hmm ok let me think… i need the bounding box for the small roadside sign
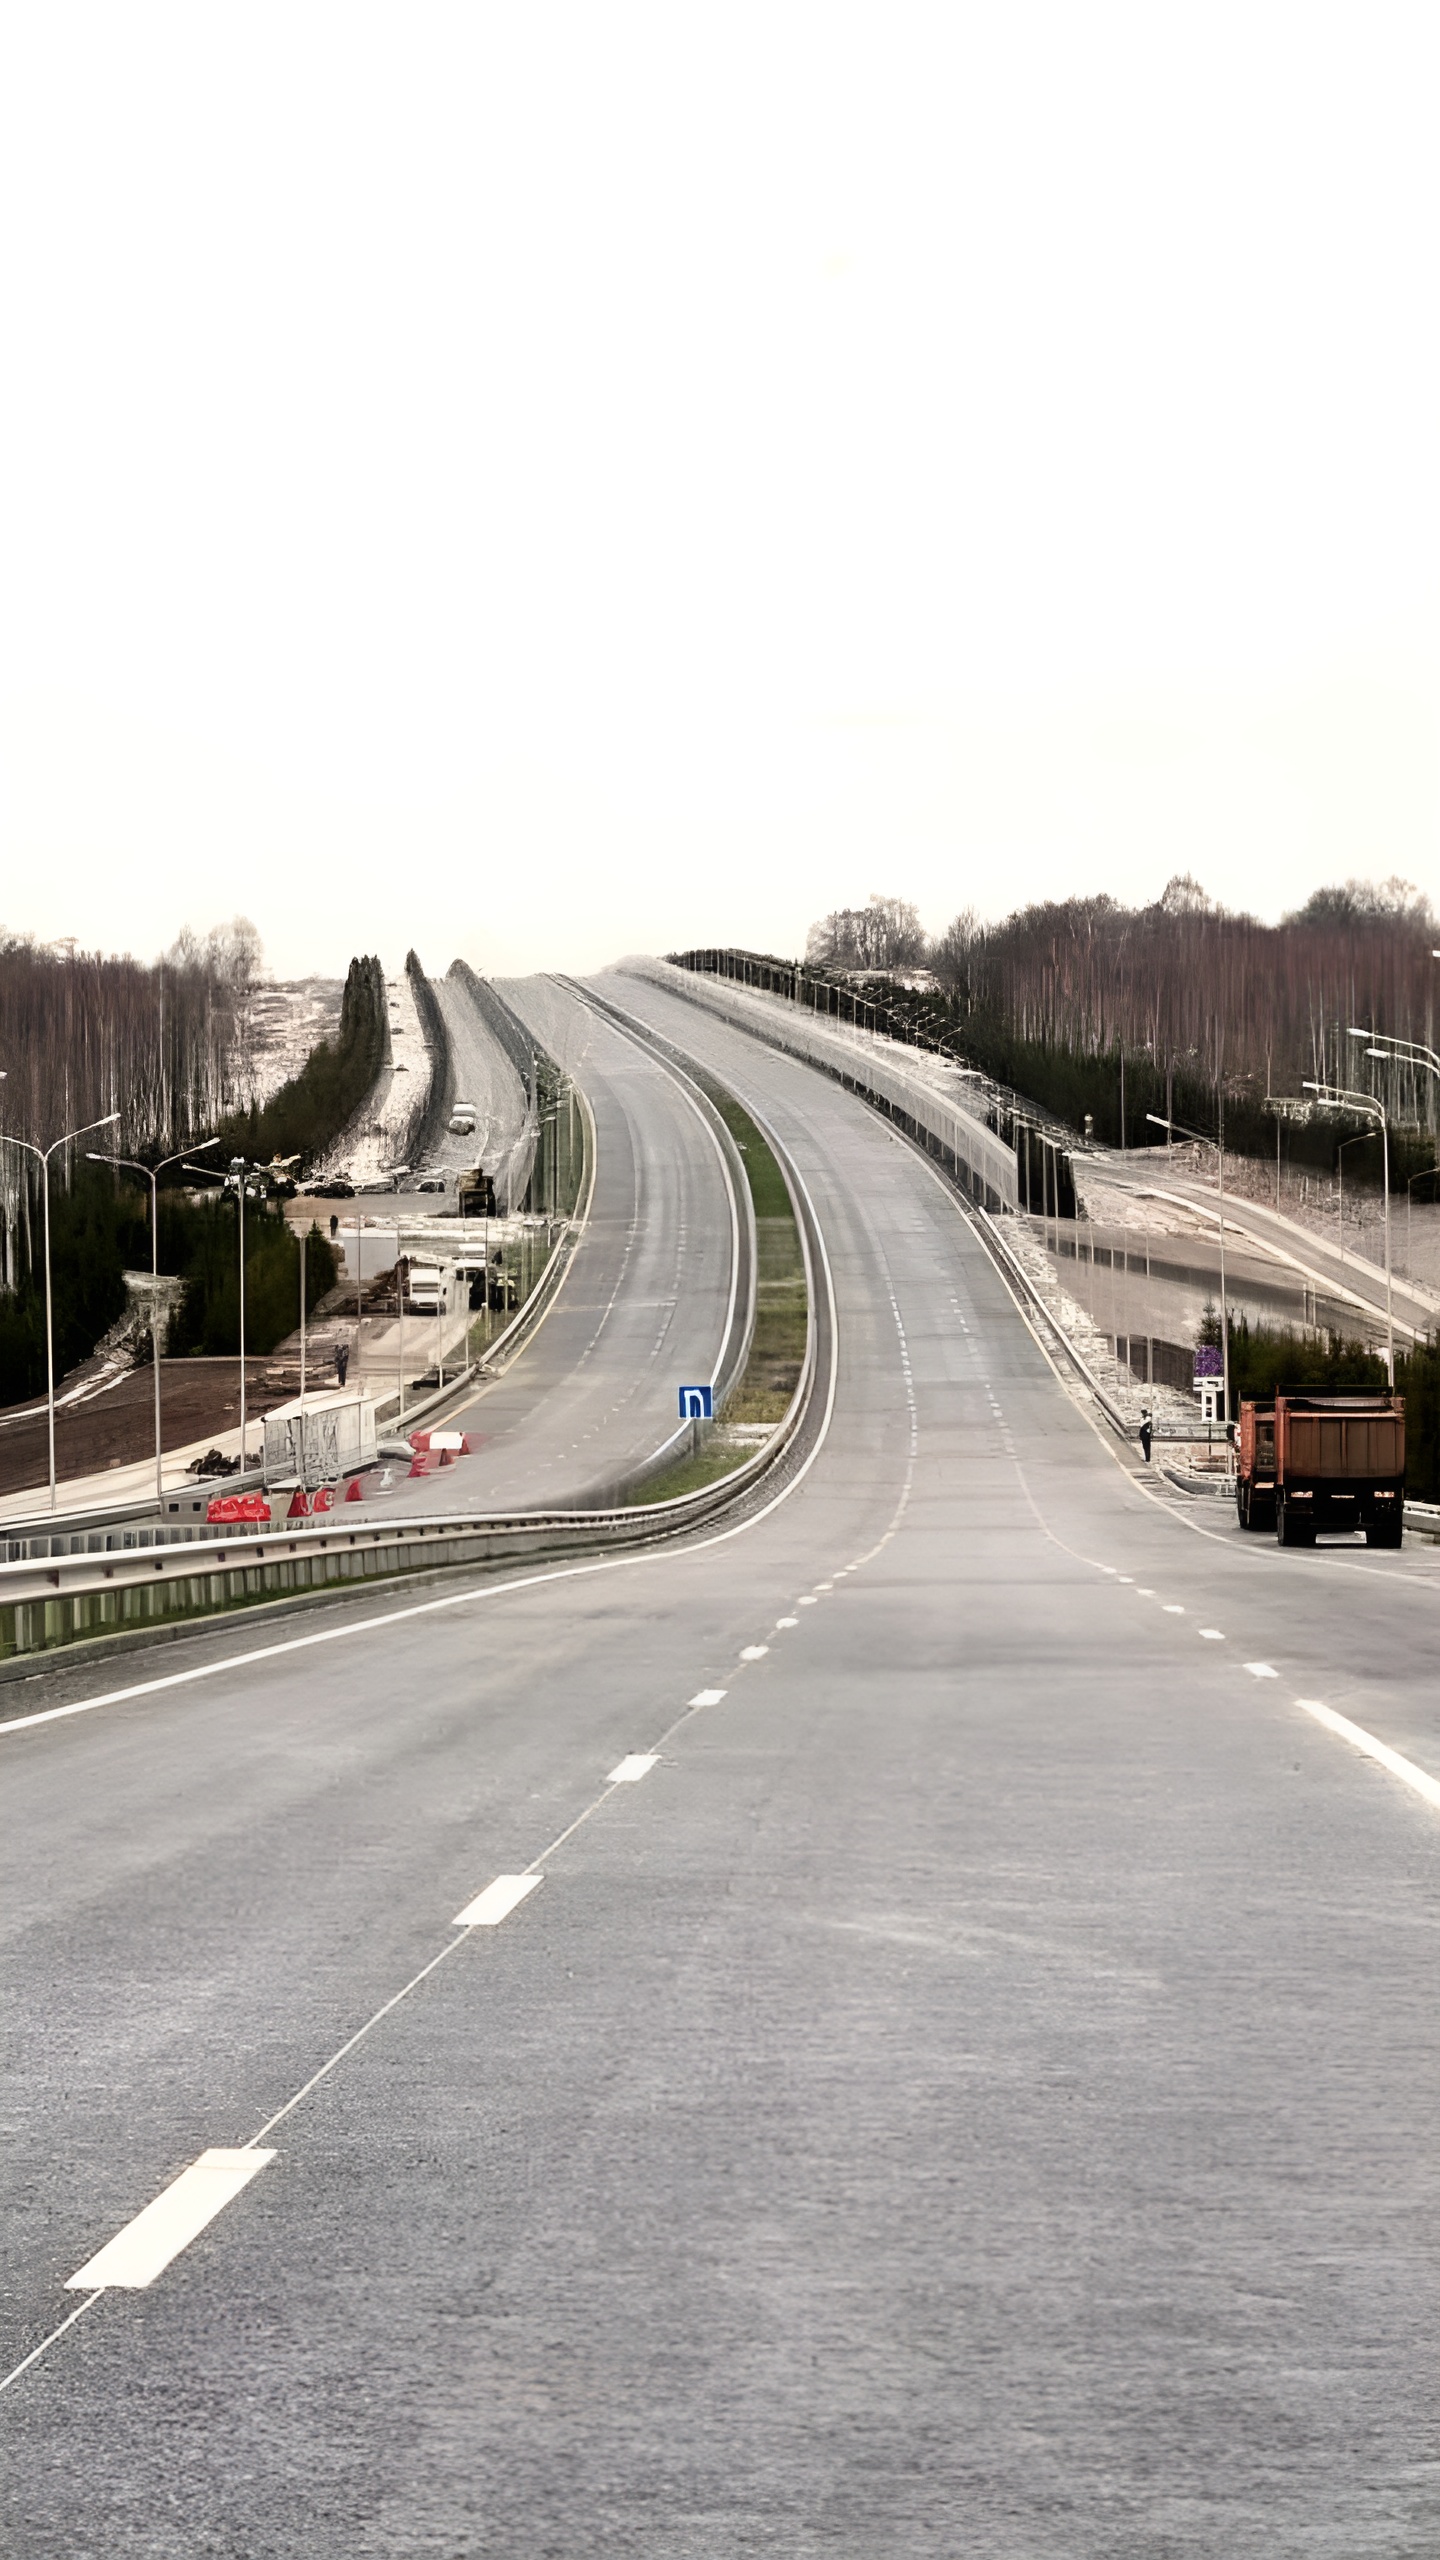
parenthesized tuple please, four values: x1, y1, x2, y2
(678, 1385, 714, 1420)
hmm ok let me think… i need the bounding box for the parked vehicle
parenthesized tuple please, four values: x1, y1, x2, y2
(448, 1100, 478, 1135)
(1238, 1390, 1406, 1547)
(405, 1259, 448, 1317)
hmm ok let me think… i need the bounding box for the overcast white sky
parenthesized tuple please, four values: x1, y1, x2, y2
(1, 4, 1436, 977)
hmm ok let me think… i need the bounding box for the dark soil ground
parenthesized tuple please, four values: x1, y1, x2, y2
(0, 1357, 307, 1499)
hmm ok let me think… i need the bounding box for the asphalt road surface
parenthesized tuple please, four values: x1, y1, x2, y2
(4, 971, 1440, 2554)
(425, 968, 532, 1200)
(354, 980, 737, 1519)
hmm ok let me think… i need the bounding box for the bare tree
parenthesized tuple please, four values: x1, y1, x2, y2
(806, 894, 927, 972)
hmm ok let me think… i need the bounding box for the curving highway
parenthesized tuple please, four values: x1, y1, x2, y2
(362, 977, 739, 1514)
(4, 967, 1440, 2553)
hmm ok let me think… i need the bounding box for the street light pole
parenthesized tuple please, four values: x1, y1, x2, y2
(186, 1155, 260, 1473)
(1305, 1080, 1393, 1384)
(88, 1137, 218, 1499)
(1145, 1107, 1231, 1428)
(0, 1109, 121, 1511)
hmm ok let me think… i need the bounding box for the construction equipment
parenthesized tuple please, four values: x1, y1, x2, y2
(456, 1164, 497, 1218)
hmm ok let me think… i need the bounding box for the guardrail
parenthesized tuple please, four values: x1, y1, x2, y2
(622, 958, 1020, 1213)
(0, 1045, 827, 1672)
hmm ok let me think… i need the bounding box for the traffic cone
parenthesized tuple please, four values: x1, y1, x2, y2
(344, 1475, 364, 1502)
(286, 1487, 311, 1518)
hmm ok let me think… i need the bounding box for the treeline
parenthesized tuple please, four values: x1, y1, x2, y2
(0, 919, 259, 1291)
(213, 955, 387, 1170)
(0, 926, 381, 1403)
(0, 1173, 337, 1402)
(931, 875, 1440, 1138)
(685, 873, 1440, 1181)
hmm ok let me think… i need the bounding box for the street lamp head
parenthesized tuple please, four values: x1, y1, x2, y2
(1348, 1027, 1371, 1039)
(1365, 1048, 1388, 1060)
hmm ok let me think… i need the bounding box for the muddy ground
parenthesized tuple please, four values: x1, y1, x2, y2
(0, 1357, 307, 1498)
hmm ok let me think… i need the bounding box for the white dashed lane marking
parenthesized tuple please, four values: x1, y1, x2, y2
(608, 1754, 659, 1783)
(66, 2149, 275, 2293)
(452, 1872, 544, 1929)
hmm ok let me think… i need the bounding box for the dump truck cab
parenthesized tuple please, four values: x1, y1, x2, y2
(1235, 1400, 1277, 1531)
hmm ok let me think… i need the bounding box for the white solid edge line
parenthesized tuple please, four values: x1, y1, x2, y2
(608, 1753, 659, 1783)
(0, 1097, 841, 1748)
(453, 1870, 544, 1929)
(66, 2148, 275, 2291)
(1298, 1699, 1440, 1813)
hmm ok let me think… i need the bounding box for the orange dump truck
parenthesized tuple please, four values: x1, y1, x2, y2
(1237, 1390, 1405, 1547)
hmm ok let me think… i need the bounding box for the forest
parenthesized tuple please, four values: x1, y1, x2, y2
(681, 875, 1440, 1181)
(0, 928, 377, 1406)
(0, 1179, 337, 1403)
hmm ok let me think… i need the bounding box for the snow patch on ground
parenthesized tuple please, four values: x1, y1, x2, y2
(315, 963, 435, 1184)
(235, 980, 344, 1111)
(1001, 1214, 1197, 1429)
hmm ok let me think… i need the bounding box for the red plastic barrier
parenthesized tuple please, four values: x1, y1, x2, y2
(312, 1484, 334, 1513)
(206, 1495, 240, 1523)
(407, 1455, 430, 1478)
(438, 1447, 454, 1467)
(344, 1476, 364, 1503)
(236, 1493, 271, 1523)
(286, 1487, 311, 1518)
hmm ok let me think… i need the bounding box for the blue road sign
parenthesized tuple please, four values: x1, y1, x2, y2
(678, 1384, 714, 1421)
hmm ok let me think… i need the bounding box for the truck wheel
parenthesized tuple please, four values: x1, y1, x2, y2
(1366, 1520, 1403, 1550)
(1237, 1485, 1251, 1530)
(1277, 1495, 1313, 1549)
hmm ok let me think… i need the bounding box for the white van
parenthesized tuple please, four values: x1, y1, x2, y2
(448, 1099, 478, 1135)
(405, 1261, 448, 1316)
